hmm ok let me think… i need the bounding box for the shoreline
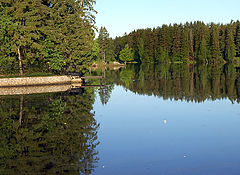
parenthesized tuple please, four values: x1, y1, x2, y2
(0, 75, 82, 87)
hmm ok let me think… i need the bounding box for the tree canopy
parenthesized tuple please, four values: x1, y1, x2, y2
(119, 44, 134, 63)
(113, 21, 240, 64)
(0, 0, 96, 75)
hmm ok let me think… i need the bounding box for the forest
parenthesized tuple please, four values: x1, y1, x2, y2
(0, 0, 96, 75)
(113, 21, 240, 64)
(1, 1, 240, 75)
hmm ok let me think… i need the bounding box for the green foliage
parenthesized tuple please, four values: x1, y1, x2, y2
(0, 3, 17, 67)
(120, 68, 134, 88)
(0, 90, 99, 174)
(209, 24, 221, 62)
(137, 38, 149, 62)
(96, 63, 240, 103)
(225, 26, 236, 61)
(41, 39, 65, 72)
(119, 44, 134, 63)
(98, 27, 115, 63)
(113, 21, 240, 64)
(198, 36, 209, 62)
(92, 39, 101, 61)
(0, 0, 96, 74)
(236, 22, 240, 57)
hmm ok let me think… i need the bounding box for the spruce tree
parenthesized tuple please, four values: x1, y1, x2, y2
(198, 36, 208, 62)
(2, 0, 51, 74)
(235, 23, 240, 57)
(119, 44, 134, 63)
(225, 26, 236, 62)
(0, 2, 16, 69)
(180, 26, 190, 62)
(98, 26, 110, 63)
(209, 24, 221, 62)
(171, 24, 182, 62)
(50, 0, 96, 73)
(137, 38, 148, 62)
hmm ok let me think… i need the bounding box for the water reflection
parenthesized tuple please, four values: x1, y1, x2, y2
(0, 88, 99, 174)
(93, 63, 240, 105)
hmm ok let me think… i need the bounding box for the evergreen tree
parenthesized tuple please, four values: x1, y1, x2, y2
(106, 38, 116, 62)
(137, 38, 148, 62)
(198, 36, 208, 62)
(1, 0, 51, 75)
(0, 0, 96, 74)
(171, 24, 182, 62)
(98, 26, 109, 63)
(119, 44, 134, 63)
(209, 24, 221, 62)
(225, 25, 236, 61)
(92, 39, 100, 61)
(235, 22, 240, 57)
(49, 0, 96, 73)
(180, 26, 190, 61)
(98, 26, 115, 63)
(0, 3, 16, 69)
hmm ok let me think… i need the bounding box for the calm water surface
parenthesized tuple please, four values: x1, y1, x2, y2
(1, 64, 240, 175)
(94, 85, 240, 175)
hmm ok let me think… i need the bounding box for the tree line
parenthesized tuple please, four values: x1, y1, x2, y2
(0, 0, 96, 75)
(113, 21, 240, 64)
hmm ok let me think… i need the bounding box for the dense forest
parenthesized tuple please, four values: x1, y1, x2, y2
(113, 21, 240, 64)
(0, 0, 96, 75)
(1, 1, 240, 75)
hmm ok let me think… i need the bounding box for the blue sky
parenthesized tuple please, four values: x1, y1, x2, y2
(95, 0, 240, 38)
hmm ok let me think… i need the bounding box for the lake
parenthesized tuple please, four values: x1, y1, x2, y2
(0, 63, 240, 175)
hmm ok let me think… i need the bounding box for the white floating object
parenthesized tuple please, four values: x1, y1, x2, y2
(163, 120, 167, 124)
(102, 166, 105, 168)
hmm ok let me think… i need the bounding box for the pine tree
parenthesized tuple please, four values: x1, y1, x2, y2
(235, 22, 240, 57)
(49, 0, 96, 73)
(209, 24, 221, 62)
(225, 25, 236, 62)
(2, 0, 51, 74)
(92, 39, 100, 61)
(98, 26, 110, 63)
(0, 3, 16, 69)
(180, 26, 190, 62)
(198, 36, 208, 62)
(171, 24, 182, 62)
(137, 38, 148, 62)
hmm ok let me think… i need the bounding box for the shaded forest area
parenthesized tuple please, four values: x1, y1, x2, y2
(113, 21, 240, 64)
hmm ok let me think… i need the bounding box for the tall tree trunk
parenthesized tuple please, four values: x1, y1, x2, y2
(17, 46, 23, 76)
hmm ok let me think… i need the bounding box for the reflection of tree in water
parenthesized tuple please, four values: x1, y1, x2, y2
(100, 63, 240, 103)
(0, 88, 99, 174)
(98, 74, 114, 105)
